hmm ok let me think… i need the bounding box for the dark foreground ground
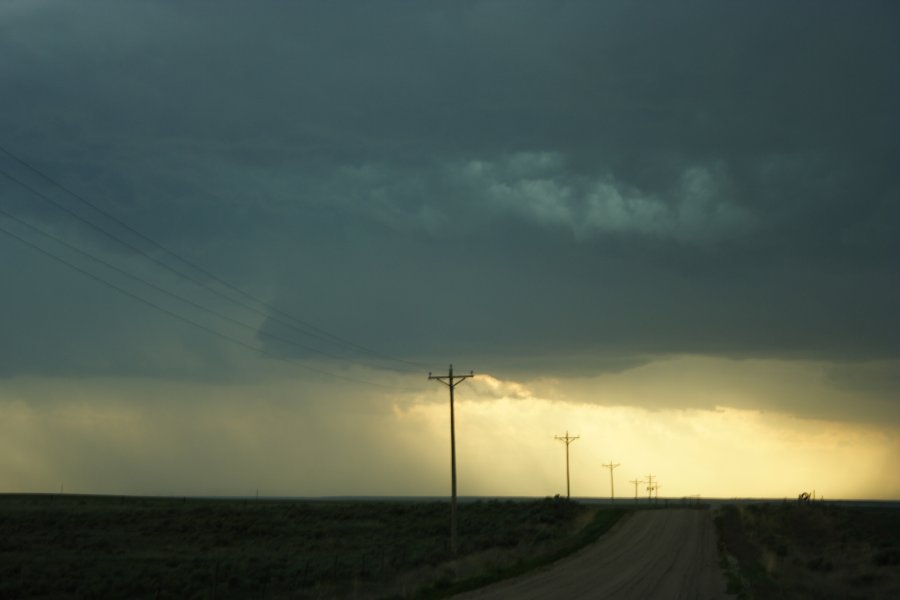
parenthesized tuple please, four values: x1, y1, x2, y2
(4, 494, 897, 599)
(715, 501, 900, 599)
(0, 494, 623, 599)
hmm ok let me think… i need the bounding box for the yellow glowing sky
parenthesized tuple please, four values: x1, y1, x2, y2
(0, 356, 898, 500)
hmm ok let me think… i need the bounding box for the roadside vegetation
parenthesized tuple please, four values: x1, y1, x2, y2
(0, 494, 626, 599)
(714, 501, 900, 599)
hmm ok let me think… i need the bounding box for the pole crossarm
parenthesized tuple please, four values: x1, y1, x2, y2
(428, 367, 474, 387)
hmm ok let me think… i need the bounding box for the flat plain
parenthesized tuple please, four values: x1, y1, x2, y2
(0, 494, 620, 599)
(3, 494, 898, 599)
(716, 501, 900, 599)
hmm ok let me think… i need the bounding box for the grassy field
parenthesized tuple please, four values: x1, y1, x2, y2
(0, 494, 626, 599)
(714, 501, 900, 599)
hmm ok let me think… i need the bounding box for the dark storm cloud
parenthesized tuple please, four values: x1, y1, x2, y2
(0, 0, 898, 383)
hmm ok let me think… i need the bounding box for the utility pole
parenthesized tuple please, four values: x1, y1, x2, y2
(646, 474, 656, 504)
(429, 364, 474, 555)
(554, 431, 579, 499)
(602, 462, 620, 504)
(629, 479, 641, 502)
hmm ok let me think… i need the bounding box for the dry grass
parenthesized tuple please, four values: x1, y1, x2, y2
(391, 506, 626, 599)
(715, 502, 900, 600)
(0, 494, 620, 599)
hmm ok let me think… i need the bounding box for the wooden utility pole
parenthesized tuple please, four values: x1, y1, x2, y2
(602, 462, 620, 504)
(554, 431, 579, 499)
(646, 474, 656, 504)
(429, 364, 473, 555)
(629, 479, 641, 501)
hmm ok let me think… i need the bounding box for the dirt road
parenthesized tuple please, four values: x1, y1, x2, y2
(453, 508, 729, 600)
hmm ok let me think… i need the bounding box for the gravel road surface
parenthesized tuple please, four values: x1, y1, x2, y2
(453, 508, 729, 600)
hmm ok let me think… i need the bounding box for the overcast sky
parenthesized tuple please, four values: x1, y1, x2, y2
(1, 1, 898, 499)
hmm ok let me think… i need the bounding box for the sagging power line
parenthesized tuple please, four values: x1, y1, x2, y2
(0, 206, 380, 366)
(0, 221, 401, 388)
(0, 142, 429, 377)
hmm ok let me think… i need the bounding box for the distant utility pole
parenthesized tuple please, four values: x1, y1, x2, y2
(429, 364, 474, 555)
(629, 479, 641, 502)
(646, 474, 656, 504)
(602, 462, 620, 504)
(554, 431, 579, 499)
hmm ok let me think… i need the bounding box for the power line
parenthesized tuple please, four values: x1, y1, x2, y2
(0, 219, 413, 390)
(0, 144, 427, 372)
(0, 162, 417, 371)
(0, 207, 383, 365)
